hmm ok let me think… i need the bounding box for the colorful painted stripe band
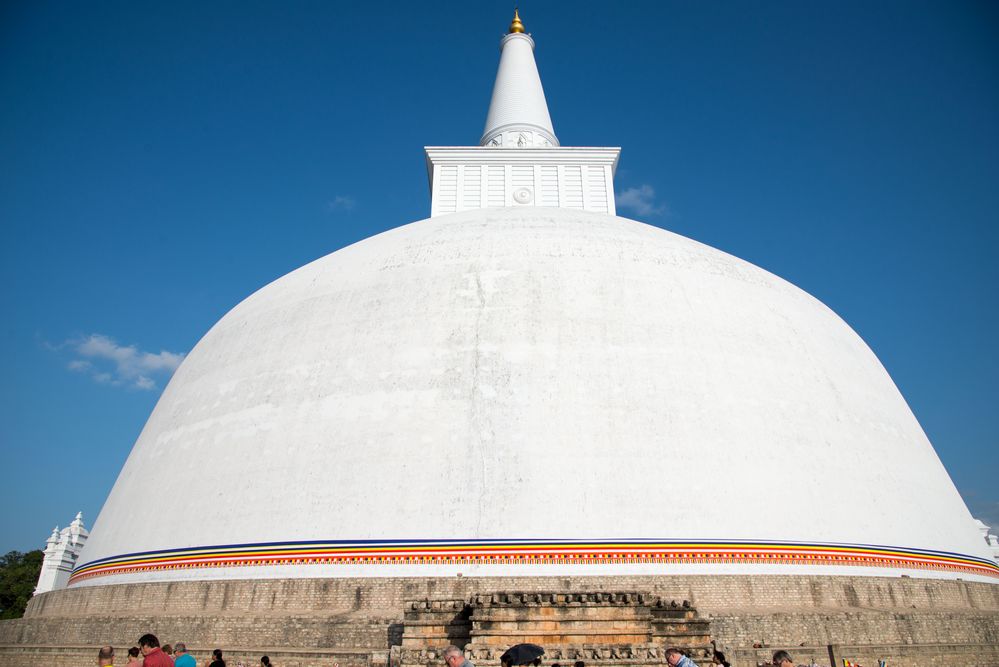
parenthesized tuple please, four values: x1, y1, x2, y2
(69, 539, 999, 584)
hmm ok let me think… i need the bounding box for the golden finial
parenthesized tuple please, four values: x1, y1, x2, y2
(508, 8, 525, 34)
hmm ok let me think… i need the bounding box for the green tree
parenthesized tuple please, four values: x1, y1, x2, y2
(0, 550, 44, 619)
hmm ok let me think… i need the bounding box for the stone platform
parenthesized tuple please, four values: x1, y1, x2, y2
(1, 575, 998, 667)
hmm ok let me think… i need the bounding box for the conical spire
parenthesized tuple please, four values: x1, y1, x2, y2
(426, 11, 619, 218)
(480, 10, 559, 147)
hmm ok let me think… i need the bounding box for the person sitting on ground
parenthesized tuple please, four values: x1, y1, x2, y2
(209, 648, 226, 667)
(138, 634, 173, 667)
(772, 651, 794, 667)
(126, 647, 142, 667)
(443, 645, 473, 667)
(173, 644, 195, 667)
(98, 646, 115, 667)
(665, 648, 698, 667)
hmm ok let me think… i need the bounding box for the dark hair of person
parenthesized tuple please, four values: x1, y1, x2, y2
(213, 649, 224, 659)
(665, 648, 683, 657)
(138, 634, 160, 648)
(261, 657, 271, 667)
(128, 647, 141, 658)
(772, 650, 793, 664)
(712, 650, 731, 667)
(574, 662, 585, 667)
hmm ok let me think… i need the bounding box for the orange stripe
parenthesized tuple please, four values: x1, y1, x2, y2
(69, 543, 999, 584)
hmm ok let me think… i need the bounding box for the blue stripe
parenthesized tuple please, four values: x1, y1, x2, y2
(74, 538, 999, 574)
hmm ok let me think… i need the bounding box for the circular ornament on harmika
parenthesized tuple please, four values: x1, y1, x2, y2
(513, 187, 533, 204)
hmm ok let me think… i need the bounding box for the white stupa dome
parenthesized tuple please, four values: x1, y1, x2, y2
(73, 207, 997, 586)
(69, 12, 997, 588)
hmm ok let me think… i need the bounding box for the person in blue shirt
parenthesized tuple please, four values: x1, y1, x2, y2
(173, 643, 196, 667)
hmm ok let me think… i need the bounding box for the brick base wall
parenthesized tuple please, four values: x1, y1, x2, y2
(0, 645, 384, 667)
(731, 643, 999, 667)
(708, 610, 999, 645)
(22, 574, 999, 618)
(2, 574, 997, 667)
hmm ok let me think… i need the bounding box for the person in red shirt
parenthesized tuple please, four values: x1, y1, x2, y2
(138, 634, 174, 667)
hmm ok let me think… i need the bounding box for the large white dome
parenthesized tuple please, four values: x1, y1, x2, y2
(73, 207, 997, 585)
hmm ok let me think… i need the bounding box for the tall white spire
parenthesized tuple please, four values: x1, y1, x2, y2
(480, 10, 559, 148)
(424, 11, 619, 217)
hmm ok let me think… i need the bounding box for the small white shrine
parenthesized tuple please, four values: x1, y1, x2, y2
(975, 518, 999, 564)
(34, 512, 89, 594)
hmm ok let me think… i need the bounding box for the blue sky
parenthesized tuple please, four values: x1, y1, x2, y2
(1, 1, 997, 554)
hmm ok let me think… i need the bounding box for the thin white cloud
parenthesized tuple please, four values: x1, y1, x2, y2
(133, 376, 157, 391)
(616, 184, 667, 217)
(327, 195, 356, 212)
(61, 334, 186, 391)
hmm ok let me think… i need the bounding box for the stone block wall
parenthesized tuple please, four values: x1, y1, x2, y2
(0, 645, 383, 667)
(0, 614, 392, 648)
(731, 643, 999, 667)
(708, 610, 999, 647)
(20, 575, 999, 619)
(1, 574, 997, 667)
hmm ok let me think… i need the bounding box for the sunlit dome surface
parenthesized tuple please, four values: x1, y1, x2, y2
(73, 207, 997, 586)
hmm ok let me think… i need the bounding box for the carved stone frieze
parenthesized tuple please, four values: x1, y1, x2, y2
(397, 591, 712, 667)
(470, 591, 656, 607)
